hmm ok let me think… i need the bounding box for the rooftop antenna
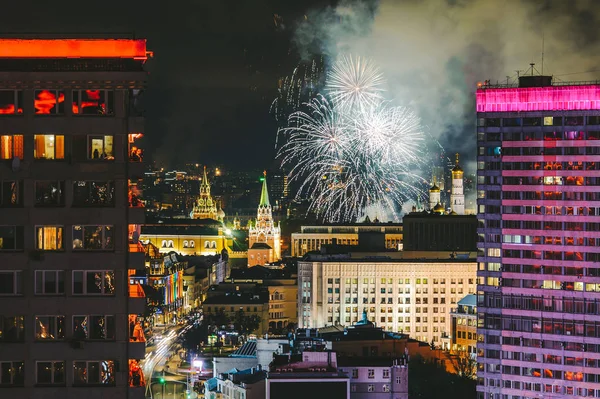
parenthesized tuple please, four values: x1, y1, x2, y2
(530, 63, 535, 76)
(541, 33, 545, 75)
(515, 70, 521, 78)
(506, 75, 510, 85)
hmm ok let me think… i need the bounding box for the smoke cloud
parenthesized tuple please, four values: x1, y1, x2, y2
(293, 0, 600, 174)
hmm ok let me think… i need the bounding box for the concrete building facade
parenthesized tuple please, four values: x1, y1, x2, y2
(298, 253, 477, 346)
(0, 38, 149, 398)
(476, 77, 600, 399)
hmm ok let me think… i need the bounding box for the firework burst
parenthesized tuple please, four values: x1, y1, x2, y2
(279, 92, 428, 222)
(325, 54, 386, 111)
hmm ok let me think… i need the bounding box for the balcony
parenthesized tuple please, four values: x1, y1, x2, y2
(129, 241, 145, 268)
(129, 283, 146, 314)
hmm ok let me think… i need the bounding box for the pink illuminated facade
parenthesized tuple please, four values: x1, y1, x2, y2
(477, 77, 600, 399)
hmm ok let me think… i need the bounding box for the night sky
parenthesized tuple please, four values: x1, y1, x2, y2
(3, 0, 600, 173)
(1, 0, 336, 169)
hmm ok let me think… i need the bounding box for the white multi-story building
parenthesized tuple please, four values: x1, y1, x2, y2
(298, 253, 477, 346)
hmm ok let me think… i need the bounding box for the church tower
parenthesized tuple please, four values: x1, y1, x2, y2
(450, 153, 465, 215)
(192, 166, 222, 221)
(248, 171, 281, 266)
(429, 175, 441, 211)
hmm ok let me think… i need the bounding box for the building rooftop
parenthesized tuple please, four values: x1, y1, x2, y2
(250, 242, 272, 250)
(230, 341, 257, 358)
(337, 356, 408, 367)
(229, 266, 294, 281)
(141, 225, 220, 236)
(202, 291, 269, 306)
(457, 294, 477, 307)
(0, 38, 150, 60)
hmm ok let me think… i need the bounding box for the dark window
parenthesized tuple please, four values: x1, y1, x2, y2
(35, 181, 65, 206)
(503, 118, 521, 127)
(72, 90, 114, 115)
(523, 117, 541, 126)
(0, 226, 24, 250)
(565, 116, 584, 126)
(72, 225, 114, 250)
(485, 118, 501, 127)
(587, 116, 600, 125)
(0, 271, 22, 295)
(0, 181, 22, 207)
(0, 91, 22, 115)
(72, 181, 115, 207)
(0, 361, 24, 386)
(0, 316, 24, 341)
(36, 361, 65, 385)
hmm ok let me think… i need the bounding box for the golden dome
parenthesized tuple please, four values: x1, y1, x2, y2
(449, 210, 458, 215)
(452, 153, 463, 174)
(433, 202, 444, 214)
(429, 176, 440, 192)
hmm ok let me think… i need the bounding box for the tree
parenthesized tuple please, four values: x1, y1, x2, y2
(451, 350, 477, 379)
(408, 354, 476, 399)
(232, 309, 261, 335)
(207, 308, 229, 332)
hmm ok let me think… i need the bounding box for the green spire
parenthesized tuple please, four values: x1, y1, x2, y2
(259, 170, 270, 207)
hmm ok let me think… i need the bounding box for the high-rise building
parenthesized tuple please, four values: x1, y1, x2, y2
(476, 76, 600, 399)
(0, 38, 149, 398)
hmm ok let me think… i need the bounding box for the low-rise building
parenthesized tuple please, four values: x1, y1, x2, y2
(205, 366, 267, 399)
(202, 288, 270, 335)
(449, 294, 477, 355)
(291, 224, 403, 257)
(298, 248, 477, 347)
(338, 357, 408, 399)
(229, 266, 298, 331)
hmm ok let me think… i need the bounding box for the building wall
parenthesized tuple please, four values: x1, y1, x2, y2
(139, 233, 230, 256)
(202, 303, 270, 335)
(291, 233, 403, 257)
(267, 284, 298, 329)
(476, 83, 600, 399)
(450, 312, 477, 354)
(337, 365, 408, 399)
(248, 248, 273, 267)
(298, 261, 477, 345)
(0, 53, 147, 397)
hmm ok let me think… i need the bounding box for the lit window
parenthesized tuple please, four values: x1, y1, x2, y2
(0, 135, 23, 159)
(72, 270, 115, 295)
(34, 90, 65, 115)
(183, 240, 189, 248)
(87, 135, 114, 159)
(36, 361, 65, 385)
(383, 384, 390, 392)
(72, 90, 114, 115)
(72, 225, 113, 250)
(0, 90, 23, 115)
(190, 240, 195, 248)
(73, 360, 115, 385)
(35, 270, 65, 295)
(33, 135, 64, 160)
(36, 226, 63, 251)
(35, 316, 65, 340)
(368, 384, 374, 392)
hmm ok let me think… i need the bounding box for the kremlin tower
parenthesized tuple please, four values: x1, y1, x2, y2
(429, 175, 441, 211)
(192, 166, 224, 222)
(248, 171, 281, 266)
(450, 153, 465, 215)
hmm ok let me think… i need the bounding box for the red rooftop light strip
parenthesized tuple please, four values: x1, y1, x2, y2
(0, 39, 149, 59)
(476, 85, 600, 112)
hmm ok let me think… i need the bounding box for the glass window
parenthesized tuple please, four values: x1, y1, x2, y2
(73, 361, 115, 385)
(0, 226, 24, 250)
(72, 225, 114, 250)
(0, 90, 22, 115)
(72, 181, 115, 207)
(0, 271, 22, 295)
(0, 135, 24, 159)
(34, 90, 65, 115)
(35, 316, 65, 340)
(33, 135, 64, 160)
(35, 181, 65, 206)
(0, 181, 22, 207)
(0, 361, 24, 386)
(36, 226, 63, 251)
(72, 90, 114, 115)
(72, 316, 115, 340)
(35, 270, 65, 295)
(87, 135, 114, 159)
(72, 271, 115, 295)
(0, 316, 25, 341)
(36, 361, 65, 385)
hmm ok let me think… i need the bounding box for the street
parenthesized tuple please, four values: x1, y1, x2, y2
(141, 324, 192, 399)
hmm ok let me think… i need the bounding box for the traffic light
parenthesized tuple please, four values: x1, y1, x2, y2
(159, 377, 166, 384)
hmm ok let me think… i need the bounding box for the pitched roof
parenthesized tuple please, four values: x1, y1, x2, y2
(259, 171, 270, 207)
(250, 242, 272, 250)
